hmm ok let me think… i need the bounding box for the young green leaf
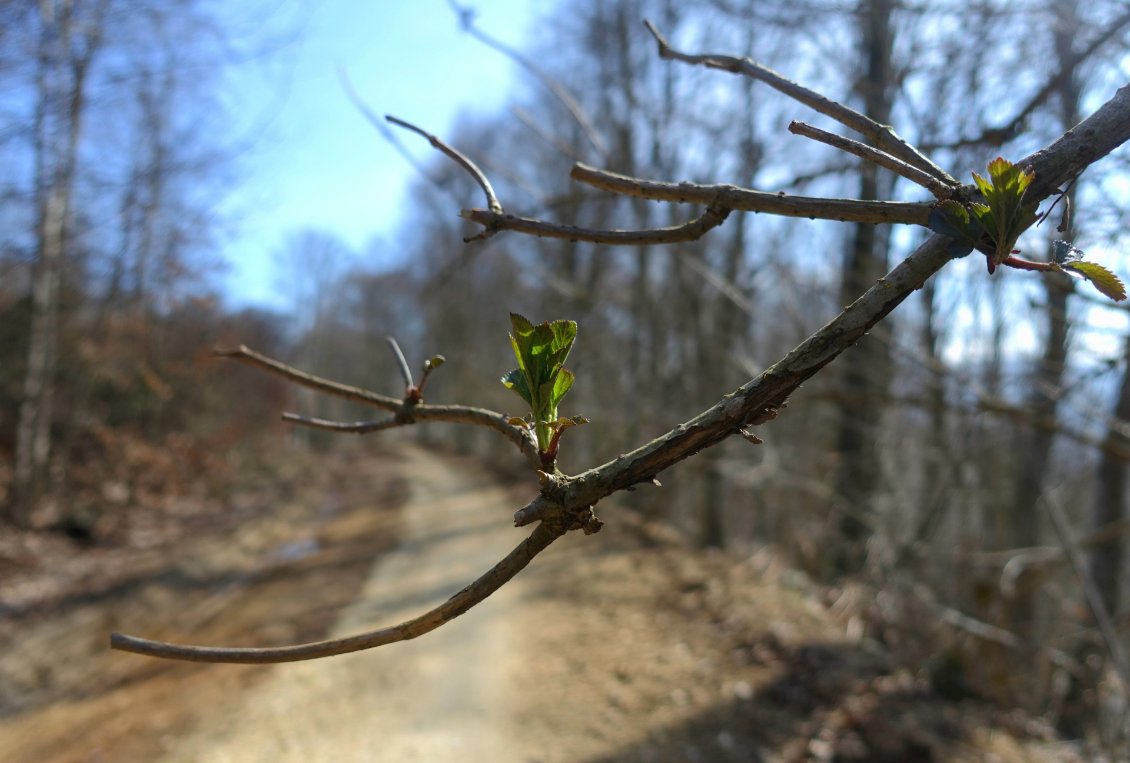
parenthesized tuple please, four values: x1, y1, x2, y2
(1061, 260, 1127, 302)
(969, 157, 1039, 273)
(928, 200, 980, 257)
(501, 367, 533, 407)
(502, 313, 580, 455)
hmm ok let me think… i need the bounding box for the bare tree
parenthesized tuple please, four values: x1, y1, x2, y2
(11, 0, 110, 526)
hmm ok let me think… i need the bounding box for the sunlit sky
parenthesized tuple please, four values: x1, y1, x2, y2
(217, 0, 539, 308)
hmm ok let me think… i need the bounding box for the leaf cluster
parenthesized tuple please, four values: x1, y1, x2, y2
(928, 158, 1125, 302)
(501, 313, 587, 462)
(929, 157, 1039, 272)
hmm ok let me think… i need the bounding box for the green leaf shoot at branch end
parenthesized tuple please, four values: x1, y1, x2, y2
(501, 313, 585, 464)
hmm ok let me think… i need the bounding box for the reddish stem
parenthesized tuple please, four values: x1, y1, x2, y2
(1001, 255, 1058, 272)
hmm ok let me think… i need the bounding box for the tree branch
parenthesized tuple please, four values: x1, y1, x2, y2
(215, 345, 539, 466)
(111, 521, 565, 663)
(642, 19, 956, 186)
(461, 201, 732, 245)
(446, 0, 609, 161)
(385, 335, 414, 388)
(385, 115, 503, 216)
(788, 120, 956, 199)
(570, 163, 932, 225)
(281, 413, 404, 435)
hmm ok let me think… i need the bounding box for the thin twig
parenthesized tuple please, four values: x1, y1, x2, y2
(788, 120, 955, 200)
(282, 413, 403, 434)
(386, 115, 503, 214)
(446, 0, 609, 161)
(214, 346, 539, 466)
(385, 336, 414, 388)
(111, 521, 565, 663)
(461, 202, 731, 245)
(570, 163, 932, 225)
(338, 69, 458, 204)
(216, 346, 401, 410)
(642, 19, 956, 186)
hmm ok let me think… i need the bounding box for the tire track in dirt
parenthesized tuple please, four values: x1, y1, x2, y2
(161, 444, 534, 762)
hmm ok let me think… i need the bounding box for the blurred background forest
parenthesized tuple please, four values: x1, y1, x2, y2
(3, 0, 1130, 749)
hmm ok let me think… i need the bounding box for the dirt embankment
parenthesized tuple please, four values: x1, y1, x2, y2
(1, 443, 1078, 762)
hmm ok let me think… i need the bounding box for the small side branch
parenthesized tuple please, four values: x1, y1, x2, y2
(386, 115, 503, 215)
(788, 120, 955, 200)
(111, 520, 565, 663)
(446, 0, 609, 160)
(215, 346, 539, 467)
(571, 163, 932, 226)
(216, 346, 401, 411)
(386, 336, 414, 388)
(461, 202, 731, 245)
(642, 20, 955, 187)
(282, 413, 403, 435)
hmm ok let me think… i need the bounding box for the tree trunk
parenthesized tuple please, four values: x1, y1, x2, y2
(1090, 332, 1130, 613)
(1003, 0, 1081, 636)
(11, 3, 102, 525)
(833, 0, 896, 574)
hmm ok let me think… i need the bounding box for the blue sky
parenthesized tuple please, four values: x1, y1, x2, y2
(217, 0, 538, 308)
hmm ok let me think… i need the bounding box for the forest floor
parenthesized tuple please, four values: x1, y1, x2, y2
(0, 442, 1086, 762)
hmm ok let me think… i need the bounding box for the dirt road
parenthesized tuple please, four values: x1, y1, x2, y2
(0, 444, 1076, 762)
(162, 446, 534, 762)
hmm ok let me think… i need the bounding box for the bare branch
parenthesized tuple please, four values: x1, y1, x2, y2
(216, 345, 401, 410)
(461, 202, 731, 245)
(446, 0, 609, 161)
(570, 163, 932, 226)
(215, 346, 539, 466)
(386, 115, 503, 215)
(281, 413, 403, 435)
(788, 120, 955, 200)
(338, 69, 457, 204)
(111, 521, 565, 663)
(642, 19, 956, 187)
(385, 335, 414, 388)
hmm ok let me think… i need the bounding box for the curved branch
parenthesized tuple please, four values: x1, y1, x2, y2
(110, 521, 565, 663)
(217, 345, 401, 408)
(571, 163, 932, 226)
(338, 70, 460, 207)
(461, 202, 732, 245)
(385, 335, 414, 388)
(386, 115, 503, 215)
(642, 19, 956, 186)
